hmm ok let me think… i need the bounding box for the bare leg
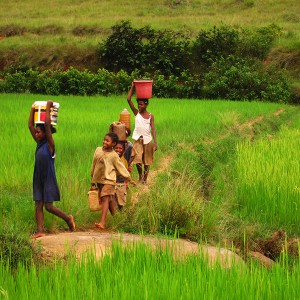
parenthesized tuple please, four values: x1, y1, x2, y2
(95, 195, 110, 229)
(143, 165, 150, 184)
(109, 196, 117, 215)
(32, 200, 45, 238)
(136, 163, 143, 182)
(45, 202, 75, 231)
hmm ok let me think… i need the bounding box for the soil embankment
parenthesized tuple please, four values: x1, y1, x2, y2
(32, 231, 245, 269)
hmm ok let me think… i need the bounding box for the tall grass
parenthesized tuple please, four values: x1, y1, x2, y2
(0, 93, 298, 237)
(0, 242, 299, 299)
(235, 127, 300, 234)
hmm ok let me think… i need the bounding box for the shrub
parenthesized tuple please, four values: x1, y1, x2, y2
(191, 25, 240, 71)
(58, 67, 96, 96)
(238, 24, 283, 60)
(100, 20, 144, 73)
(1, 71, 29, 93)
(35, 70, 60, 95)
(203, 55, 291, 102)
(0, 229, 37, 269)
(100, 20, 191, 76)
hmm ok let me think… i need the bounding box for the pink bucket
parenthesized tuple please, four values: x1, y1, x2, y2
(134, 80, 153, 99)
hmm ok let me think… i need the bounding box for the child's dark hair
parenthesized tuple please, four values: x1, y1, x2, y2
(137, 98, 149, 105)
(116, 141, 126, 149)
(106, 132, 119, 144)
(36, 123, 56, 134)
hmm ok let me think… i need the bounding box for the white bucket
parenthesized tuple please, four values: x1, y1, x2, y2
(34, 101, 59, 126)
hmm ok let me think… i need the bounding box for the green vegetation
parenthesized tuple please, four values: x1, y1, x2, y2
(0, 65, 292, 102)
(0, 243, 299, 299)
(0, 94, 299, 297)
(0, 0, 299, 46)
(1, 1, 299, 101)
(1, 94, 299, 241)
(236, 127, 300, 229)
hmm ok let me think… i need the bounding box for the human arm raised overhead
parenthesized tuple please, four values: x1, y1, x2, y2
(126, 81, 138, 116)
(28, 104, 37, 142)
(45, 101, 55, 155)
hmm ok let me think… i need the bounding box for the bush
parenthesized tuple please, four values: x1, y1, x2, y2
(0, 229, 37, 269)
(203, 55, 291, 102)
(1, 71, 29, 93)
(191, 25, 240, 71)
(100, 20, 191, 76)
(35, 70, 61, 95)
(99, 20, 144, 73)
(191, 24, 282, 72)
(58, 67, 96, 96)
(238, 24, 283, 60)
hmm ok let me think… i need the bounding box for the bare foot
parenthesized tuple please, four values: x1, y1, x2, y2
(68, 215, 76, 231)
(31, 232, 46, 239)
(95, 222, 105, 229)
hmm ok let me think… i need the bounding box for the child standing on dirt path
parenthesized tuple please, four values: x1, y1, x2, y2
(91, 132, 136, 229)
(28, 101, 75, 239)
(127, 81, 157, 184)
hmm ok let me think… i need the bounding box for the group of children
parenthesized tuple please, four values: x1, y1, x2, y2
(29, 81, 157, 238)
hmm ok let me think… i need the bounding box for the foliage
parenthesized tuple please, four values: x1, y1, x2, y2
(0, 226, 37, 269)
(0, 63, 291, 102)
(192, 25, 240, 70)
(99, 20, 190, 76)
(203, 55, 291, 102)
(0, 21, 293, 102)
(238, 24, 283, 60)
(191, 24, 282, 72)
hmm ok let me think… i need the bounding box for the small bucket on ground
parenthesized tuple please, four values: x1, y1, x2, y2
(34, 101, 59, 125)
(88, 188, 102, 211)
(134, 80, 153, 99)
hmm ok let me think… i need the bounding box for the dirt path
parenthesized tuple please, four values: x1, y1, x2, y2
(32, 231, 244, 269)
(131, 154, 173, 203)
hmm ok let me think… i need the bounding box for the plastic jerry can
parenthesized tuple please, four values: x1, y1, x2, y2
(120, 108, 131, 130)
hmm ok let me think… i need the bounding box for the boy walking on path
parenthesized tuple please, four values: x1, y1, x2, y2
(127, 81, 157, 184)
(90, 132, 135, 229)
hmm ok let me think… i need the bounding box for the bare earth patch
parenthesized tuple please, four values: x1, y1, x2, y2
(32, 231, 245, 269)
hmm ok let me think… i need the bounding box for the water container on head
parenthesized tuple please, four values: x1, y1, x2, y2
(134, 80, 153, 99)
(33, 101, 59, 126)
(110, 122, 127, 142)
(120, 108, 131, 131)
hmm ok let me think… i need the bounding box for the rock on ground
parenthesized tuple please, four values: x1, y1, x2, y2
(32, 231, 245, 269)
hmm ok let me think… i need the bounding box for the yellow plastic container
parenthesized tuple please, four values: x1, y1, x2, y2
(34, 101, 59, 125)
(120, 108, 131, 130)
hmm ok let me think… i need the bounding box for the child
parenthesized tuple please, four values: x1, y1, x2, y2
(90, 132, 135, 229)
(28, 101, 75, 239)
(123, 129, 133, 165)
(127, 81, 157, 184)
(114, 141, 130, 210)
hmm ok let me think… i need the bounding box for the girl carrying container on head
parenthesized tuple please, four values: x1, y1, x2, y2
(127, 81, 157, 184)
(28, 100, 75, 238)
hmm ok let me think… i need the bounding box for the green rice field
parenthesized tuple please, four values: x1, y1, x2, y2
(0, 93, 299, 299)
(0, 242, 299, 300)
